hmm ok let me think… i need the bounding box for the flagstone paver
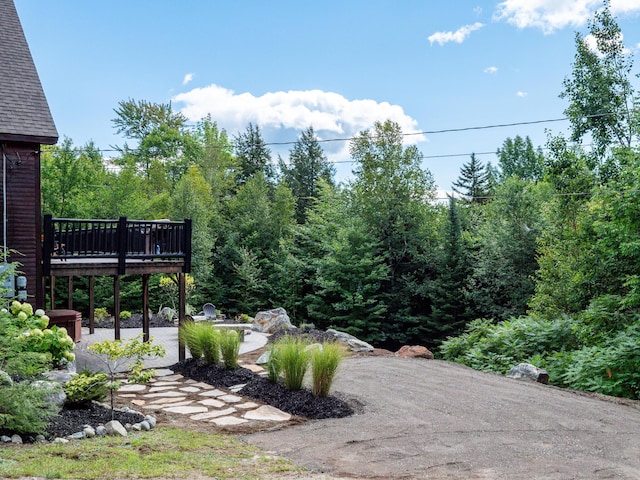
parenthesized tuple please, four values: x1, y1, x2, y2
(116, 367, 297, 430)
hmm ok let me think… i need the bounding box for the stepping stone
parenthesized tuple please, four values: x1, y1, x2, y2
(118, 394, 137, 398)
(191, 382, 215, 389)
(197, 389, 226, 397)
(185, 379, 197, 384)
(131, 399, 146, 406)
(155, 374, 183, 381)
(211, 416, 248, 426)
(149, 396, 188, 404)
(235, 402, 259, 410)
(179, 386, 201, 393)
(243, 405, 291, 422)
(229, 383, 246, 393)
(197, 399, 225, 408)
(190, 408, 236, 420)
(118, 384, 147, 392)
(218, 394, 243, 403)
(144, 391, 187, 398)
(148, 386, 178, 392)
(153, 369, 176, 377)
(244, 364, 264, 373)
(153, 381, 183, 387)
(162, 405, 209, 415)
(151, 400, 193, 408)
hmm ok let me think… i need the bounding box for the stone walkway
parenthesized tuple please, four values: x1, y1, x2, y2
(115, 362, 293, 428)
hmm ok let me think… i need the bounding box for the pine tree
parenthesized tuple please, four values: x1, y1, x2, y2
(452, 153, 490, 202)
(234, 123, 274, 184)
(279, 126, 335, 223)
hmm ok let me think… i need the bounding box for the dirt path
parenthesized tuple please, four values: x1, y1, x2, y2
(242, 356, 640, 479)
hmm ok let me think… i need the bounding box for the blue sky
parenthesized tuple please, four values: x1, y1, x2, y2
(14, 0, 640, 193)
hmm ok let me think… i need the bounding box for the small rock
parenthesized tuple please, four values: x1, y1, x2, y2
(34, 434, 47, 443)
(83, 426, 96, 438)
(68, 431, 86, 440)
(11, 434, 22, 444)
(140, 420, 151, 431)
(1, 435, 11, 443)
(327, 329, 374, 352)
(131, 423, 142, 431)
(125, 423, 132, 431)
(144, 415, 157, 428)
(95, 426, 107, 436)
(105, 420, 128, 437)
(255, 351, 270, 365)
(54, 437, 69, 444)
(396, 345, 434, 359)
(507, 363, 549, 384)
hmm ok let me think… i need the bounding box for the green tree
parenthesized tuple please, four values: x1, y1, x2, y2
(496, 135, 545, 183)
(234, 123, 274, 184)
(279, 126, 335, 223)
(452, 153, 490, 202)
(560, 1, 639, 160)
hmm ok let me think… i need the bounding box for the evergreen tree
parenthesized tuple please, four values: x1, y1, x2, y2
(279, 126, 335, 223)
(429, 197, 472, 341)
(452, 153, 490, 202)
(234, 123, 274, 184)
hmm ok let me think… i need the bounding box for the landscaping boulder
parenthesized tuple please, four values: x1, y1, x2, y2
(31, 380, 66, 408)
(0, 369, 13, 387)
(326, 329, 374, 353)
(253, 308, 293, 334)
(507, 363, 549, 384)
(396, 345, 434, 359)
(104, 420, 128, 437)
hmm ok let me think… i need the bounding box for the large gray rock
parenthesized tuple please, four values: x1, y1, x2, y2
(104, 420, 128, 437)
(326, 329, 374, 353)
(0, 369, 13, 386)
(252, 307, 293, 334)
(507, 363, 549, 384)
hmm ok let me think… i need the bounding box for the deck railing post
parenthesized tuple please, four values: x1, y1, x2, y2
(117, 216, 127, 275)
(183, 218, 192, 273)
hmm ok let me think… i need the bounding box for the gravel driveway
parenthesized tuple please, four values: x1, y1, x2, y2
(242, 356, 640, 479)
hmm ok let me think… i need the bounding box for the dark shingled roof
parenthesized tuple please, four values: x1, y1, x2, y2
(0, 0, 58, 144)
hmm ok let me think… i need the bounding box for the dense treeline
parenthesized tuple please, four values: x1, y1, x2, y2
(43, 3, 640, 396)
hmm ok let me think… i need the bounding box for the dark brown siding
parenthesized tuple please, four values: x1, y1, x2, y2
(0, 141, 42, 307)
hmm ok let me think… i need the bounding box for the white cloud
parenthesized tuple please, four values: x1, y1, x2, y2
(516, 91, 528, 97)
(484, 66, 498, 74)
(172, 84, 425, 152)
(494, 0, 640, 34)
(182, 73, 194, 85)
(428, 22, 484, 46)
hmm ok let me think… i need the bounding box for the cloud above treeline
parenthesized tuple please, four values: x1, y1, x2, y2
(428, 22, 484, 46)
(172, 84, 425, 143)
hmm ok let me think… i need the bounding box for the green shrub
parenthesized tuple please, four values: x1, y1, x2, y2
(311, 342, 345, 397)
(94, 307, 109, 321)
(119, 310, 132, 320)
(219, 329, 241, 369)
(271, 337, 311, 391)
(266, 346, 282, 383)
(0, 381, 59, 434)
(64, 371, 109, 406)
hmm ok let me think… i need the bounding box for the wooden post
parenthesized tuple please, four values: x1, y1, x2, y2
(178, 272, 186, 362)
(88, 276, 95, 334)
(113, 275, 120, 340)
(67, 276, 73, 309)
(142, 274, 150, 342)
(49, 276, 55, 310)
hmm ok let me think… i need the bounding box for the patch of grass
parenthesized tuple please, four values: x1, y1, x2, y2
(272, 337, 311, 391)
(0, 427, 300, 479)
(311, 342, 345, 397)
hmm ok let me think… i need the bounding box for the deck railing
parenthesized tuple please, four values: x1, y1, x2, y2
(42, 214, 192, 275)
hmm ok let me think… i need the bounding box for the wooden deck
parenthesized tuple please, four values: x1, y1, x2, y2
(48, 257, 186, 277)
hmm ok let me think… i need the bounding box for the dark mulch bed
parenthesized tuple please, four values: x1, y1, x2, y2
(171, 358, 354, 420)
(0, 402, 144, 443)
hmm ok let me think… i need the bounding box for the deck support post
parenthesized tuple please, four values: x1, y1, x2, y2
(49, 276, 55, 310)
(142, 274, 150, 342)
(88, 276, 95, 334)
(113, 275, 120, 340)
(67, 276, 73, 309)
(178, 272, 186, 362)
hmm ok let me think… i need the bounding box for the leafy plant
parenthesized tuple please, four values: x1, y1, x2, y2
(63, 370, 109, 406)
(179, 321, 218, 362)
(88, 335, 165, 418)
(310, 341, 345, 397)
(219, 329, 241, 369)
(94, 307, 109, 321)
(0, 381, 60, 434)
(119, 310, 132, 320)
